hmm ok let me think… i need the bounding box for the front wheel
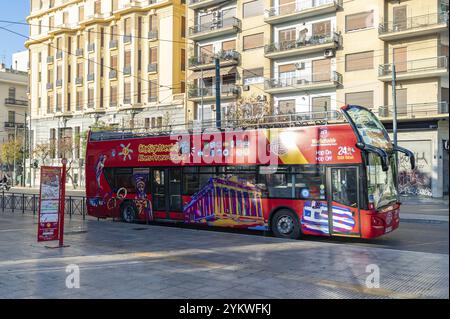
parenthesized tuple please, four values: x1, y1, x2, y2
(121, 202, 137, 223)
(271, 209, 301, 239)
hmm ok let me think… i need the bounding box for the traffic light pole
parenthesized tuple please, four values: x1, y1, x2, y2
(215, 57, 221, 129)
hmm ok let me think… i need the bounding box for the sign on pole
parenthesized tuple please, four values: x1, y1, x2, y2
(37, 166, 63, 242)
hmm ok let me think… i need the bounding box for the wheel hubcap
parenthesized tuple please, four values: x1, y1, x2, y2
(277, 216, 294, 235)
(124, 207, 133, 222)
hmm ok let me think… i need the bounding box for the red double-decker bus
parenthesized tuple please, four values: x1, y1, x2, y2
(85, 105, 414, 239)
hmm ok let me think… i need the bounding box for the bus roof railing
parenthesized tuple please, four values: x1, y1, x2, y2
(89, 110, 347, 141)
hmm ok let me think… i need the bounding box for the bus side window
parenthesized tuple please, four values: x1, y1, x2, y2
(331, 168, 358, 207)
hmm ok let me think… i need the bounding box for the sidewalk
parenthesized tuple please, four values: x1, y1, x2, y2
(400, 196, 449, 223)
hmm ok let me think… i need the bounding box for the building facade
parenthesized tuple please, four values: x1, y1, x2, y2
(186, 0, 449, 197)
(27, 0, 187, 187)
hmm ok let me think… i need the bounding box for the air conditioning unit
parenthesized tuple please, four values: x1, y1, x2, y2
(295, 62, 305, 70)
(324, 49, 335, 58)
(243, 85, 250, 91)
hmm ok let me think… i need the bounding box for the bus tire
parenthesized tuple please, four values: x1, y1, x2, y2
(121, 201, 137, 223)
(271, 209, 301, 239)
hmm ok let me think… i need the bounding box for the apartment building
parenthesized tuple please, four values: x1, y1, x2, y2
(26, 0, 187, 187)
(186, 0, 449, 197)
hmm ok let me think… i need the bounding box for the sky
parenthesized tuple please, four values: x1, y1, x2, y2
(0, 0, 30, 67)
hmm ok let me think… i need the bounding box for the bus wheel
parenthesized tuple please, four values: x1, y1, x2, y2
(121, 202, 136, 223)
(271, 210, 301, 239)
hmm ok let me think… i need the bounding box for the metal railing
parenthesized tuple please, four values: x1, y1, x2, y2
(378, 102, 449, 118)
(188, 84, 240, 98)
(265, 0, 342, 19)
(109, 40, 118, 49)
(4, 98, 28, 106)
(189, 17, 241, 36)
(265, 32, 340, 54)
(148, 30, 158, 40)
(379, 12, 448, 34)
(0, 192, 87, 220)
(189, 50, 240, 68)
(148, 63, 158, 73)
(378, 56, 448, 76)
(265, 71, 342, 90)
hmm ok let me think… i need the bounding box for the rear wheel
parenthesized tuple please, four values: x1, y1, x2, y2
(271, 209, 301, 239)
(121, 201, 137, 223)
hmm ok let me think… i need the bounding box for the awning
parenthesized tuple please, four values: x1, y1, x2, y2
(188, 66, 237, 80)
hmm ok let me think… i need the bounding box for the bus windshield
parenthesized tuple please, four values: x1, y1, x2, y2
(367, 153, 397, 209)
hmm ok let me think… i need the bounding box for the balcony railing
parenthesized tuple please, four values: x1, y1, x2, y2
(148, 63, 158, 73)
(123, 97, 131, 104)
(123, 66, 131, 75)
(4, 98, 28, 106)
(265, 0, 342, 20)
(4, 122, 25, 129)
(148, 30, 158, 40)
(148, 96, 158, 103)
(56, 79, 63, 87)
(47, 56, 54, 64)
(46, 82, 53, 90)
(265, 32, 340, 55)
(88, 43, 95, 52)
(378, 102, 449, 118)
(123, 34, 132, 44)
(189, 50, 240, 68)
(109, 40, 118, 49)
(378, 56, 448, 77)
(87, 73, 95, 82)
(76, 48, 84, 56)
(109, 70, 117, 79)
(379, 12, 448, 34)
(265, 71, 342, 90)
(75, 77, 83, 85)
(189, 17, 241, 36)
(188, 84, 240, 99)
(56, 51, 63, 59)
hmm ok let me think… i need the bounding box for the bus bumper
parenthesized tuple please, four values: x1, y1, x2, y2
(361, 206, 400, 239)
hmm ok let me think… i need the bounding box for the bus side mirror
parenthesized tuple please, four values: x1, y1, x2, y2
(393, 145, 415, 170)
(356, 143, 389, 171)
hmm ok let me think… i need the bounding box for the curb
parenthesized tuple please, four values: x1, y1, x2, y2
(401, 215, 449, 224)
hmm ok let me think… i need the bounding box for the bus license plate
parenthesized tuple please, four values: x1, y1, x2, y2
(385, 226, 393, 233)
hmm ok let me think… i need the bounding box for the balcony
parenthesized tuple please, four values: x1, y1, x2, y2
(123, 66, 131, 75)
(4, 98, 28, 107)
(189, 18, 241, 41)
(123, 97, 131, 105)
(109, 40, 118, 49)
(87, 73, 95, 82)
(75, 77, 83, 85)
(265, 71, 342, 94)
(188, 0, 227, 10)
(109, 70, 117, 79)
(76, 48, 84, 56)
(46, 82, 54, 90)
(188, 50, 240, 71)
(123, 34, 132, 44)
(265, 0, 342, 24)
(47, 56, 54, 64)
(265, 32, 340, 59)
(88, 43, 95, 52)
(56, 50, 63, 59)
(378, 56, 448, 81)
(379, 12, 448, 41)
(148, 30, 158, 41)
(378, 102, 449, 121)
(148, 96, 158, 103)
(188, 84, 240, 102)
(4, 122, 25, 129)
(56, 79, 63, 87)
(148, 63, 158, 73)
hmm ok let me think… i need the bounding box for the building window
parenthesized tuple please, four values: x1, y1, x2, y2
(94, 0, 101, 15)
(181, 49, 186, 71)
(312, 20, 331, 37)
(312, 96, 332, 113)
(345, 11, 374, 32)
(110, 85, 117, 105)
(345, 91, 374, 109)
(74, 126, 81, 159)
(243, 0, 264, 18)
(88, 87, 94, 108)
(180, 81, 186, 94)
(278, 100, 295, 115)
(345, 51, 374, 72)
(49, 16, 54, 31)
(149, 80, 158, 102)
(47, 95, 54, 113)
(222, 40, 236, 51)
(243, 33, 264, 50)
(112, 0, 118, 11)
(8, 87, 16, 99)
(181, 16, 186, 38)
(76, 90, 83, 110)
(149, 15, 157, 31)
(56, 93, 62, 112)
(243, 68, 264, 85)
(78, 6, 84, 21)
(124, 81, 131, 103)
(124, 50, 131, 68)
(149, 47, 158, 64)
(110, 25, 118, 41)
(8, 111, 15, 123)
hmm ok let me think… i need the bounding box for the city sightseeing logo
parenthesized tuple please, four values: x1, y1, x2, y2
(119, 143, 133, 161)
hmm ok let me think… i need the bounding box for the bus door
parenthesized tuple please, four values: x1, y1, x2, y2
(326, 166, 361, 237)
(151, 168, 182, 219)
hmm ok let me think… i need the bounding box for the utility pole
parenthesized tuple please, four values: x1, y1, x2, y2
(13, 124, 17, 187)
(215, 57, 221, 129)
(200, 68, 204, 127)
(392, 63, 398, 150)
(22, 112, 27, 187)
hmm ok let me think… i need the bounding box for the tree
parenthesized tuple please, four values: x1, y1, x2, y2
(0, 140, 23, 166)
(225, 96, 271, 127)
(32, 142, 55, 166)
